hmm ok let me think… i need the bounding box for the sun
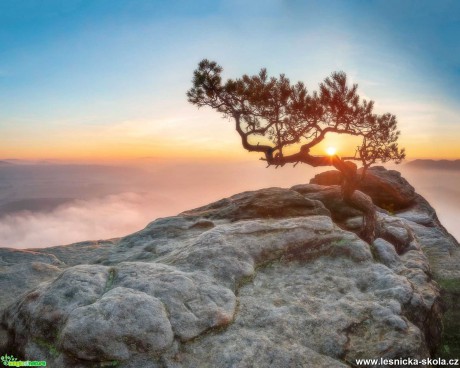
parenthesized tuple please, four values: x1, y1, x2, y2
(326, 147, 337, 156)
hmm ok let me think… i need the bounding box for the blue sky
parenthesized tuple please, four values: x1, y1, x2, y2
(0, 0, 459, 160)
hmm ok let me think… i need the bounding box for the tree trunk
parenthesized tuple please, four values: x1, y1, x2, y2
(332, 157, 377, 244)
(342, 181, 377, 244)
(264, 150, 378, 243)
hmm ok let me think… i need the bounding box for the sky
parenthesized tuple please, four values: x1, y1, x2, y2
(0, 0, 459, 161)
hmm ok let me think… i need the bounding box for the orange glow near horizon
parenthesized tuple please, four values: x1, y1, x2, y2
(2, 139, 460, 162)
(0, 137, 249, 162)
(1, 122, 460, 162)
(0, 145, 248, 162)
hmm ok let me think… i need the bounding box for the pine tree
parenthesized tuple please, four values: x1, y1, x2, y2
(187, 59, 405, 243)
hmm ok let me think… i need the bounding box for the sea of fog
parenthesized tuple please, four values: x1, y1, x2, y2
(0, 160, 458, 248)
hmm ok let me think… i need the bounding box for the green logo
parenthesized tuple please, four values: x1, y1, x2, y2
(1, 354, 46, 367)
(0, 355, 16, 366)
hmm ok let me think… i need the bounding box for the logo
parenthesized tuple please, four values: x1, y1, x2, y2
(1, 354, 46, 367)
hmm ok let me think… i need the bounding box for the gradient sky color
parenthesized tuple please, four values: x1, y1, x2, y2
(0, 0, 459, 161)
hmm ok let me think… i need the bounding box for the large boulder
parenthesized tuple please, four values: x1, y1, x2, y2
(1, 167, 456, 367)
(310, 166, 417, 210)
(291, 184, 362, 222)
(180, 187, 330, 220)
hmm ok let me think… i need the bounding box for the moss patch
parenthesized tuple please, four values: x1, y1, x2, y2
(104, 268, 117, 292)
(437, 278, 460, 293)
(436, 278, 460, 359)
(34, 337, 59, 358)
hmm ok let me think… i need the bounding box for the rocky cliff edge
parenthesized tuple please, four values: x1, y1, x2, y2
(0, 167, 459, 367)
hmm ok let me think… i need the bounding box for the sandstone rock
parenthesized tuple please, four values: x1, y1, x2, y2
(291, 184, 362, 221)
(60, 287, 174, 360)
(0, 248, 64, 313)
(32, 239, 117, 266)
(309, 170, 343, 185)
(373, 238, 401, 270)
(377, 214, 415, 254)
(181, 187, 330, 220)
(0, 167, 456, 367)
(358, 166, 416, 209)
(310, 166, 417, 210)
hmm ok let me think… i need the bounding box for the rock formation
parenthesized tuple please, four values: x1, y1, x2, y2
(0, 167, 458, 367)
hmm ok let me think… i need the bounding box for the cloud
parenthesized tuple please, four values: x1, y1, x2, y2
(0, 192, 178, 248)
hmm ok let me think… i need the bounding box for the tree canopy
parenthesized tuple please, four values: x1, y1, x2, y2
(187, 59, 405, 175)
(187, 59, 408, 243)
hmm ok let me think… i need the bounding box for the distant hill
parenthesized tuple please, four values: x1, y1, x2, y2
(406, 159, 460, 170)
(0, 159, 59, 165)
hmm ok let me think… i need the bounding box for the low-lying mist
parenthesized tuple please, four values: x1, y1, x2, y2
(0, 160, 458, 248)
(397, 166, 460, 241)
(0, 160, 323, 248)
